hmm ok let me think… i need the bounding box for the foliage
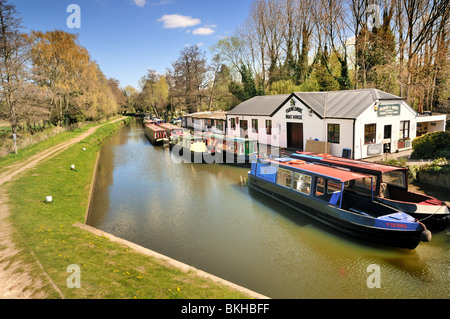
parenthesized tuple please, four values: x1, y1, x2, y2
(411, 131, 450, 159)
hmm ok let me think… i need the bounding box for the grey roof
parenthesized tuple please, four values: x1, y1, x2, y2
(226, 94, 291, 116)
(227, 89, 404, 119)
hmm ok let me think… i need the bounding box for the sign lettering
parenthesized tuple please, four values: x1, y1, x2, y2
(377, 104, 400, 117)
(286, 106, 303, 120)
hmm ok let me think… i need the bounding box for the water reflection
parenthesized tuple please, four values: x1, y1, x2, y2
(87, 118, 449, 299)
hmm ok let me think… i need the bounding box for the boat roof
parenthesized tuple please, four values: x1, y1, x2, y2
(158, 123, 182, 130)
(266, 158, 373, 182)
(294, 152, 406, 173)
(145, 124, 167, 131)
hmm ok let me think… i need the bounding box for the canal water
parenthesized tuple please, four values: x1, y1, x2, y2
(87, 118, 449, 299)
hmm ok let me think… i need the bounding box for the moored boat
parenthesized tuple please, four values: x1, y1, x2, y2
(291, 151, 450, 229)
(158, 123, 184, 141)
(248, 157, 432, 249)
(200, 133, 258, 167)
(144, 123, 169, 146)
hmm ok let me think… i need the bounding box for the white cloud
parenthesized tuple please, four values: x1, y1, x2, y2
(133, 0, 146, 7)
(158, 14, 201, 28)
(192, 27, 215, 35)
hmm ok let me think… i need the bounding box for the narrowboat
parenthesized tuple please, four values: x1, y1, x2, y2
(169, 132, 215, 164)
(158, 123, 184, 141)
(200, 133, 258, 166)
(248, 157, 432, 249)
(144, 124, 169, 146)
(291, 152, 450, 229)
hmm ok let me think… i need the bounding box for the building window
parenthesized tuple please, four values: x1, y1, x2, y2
(230, 118, 236, 130)
(216, 121, 223, 131)
(276, 169, 293, 188)
(364, 124, 376, 144)
(327, 124, 340, 144)
(252, 119, 258, 133)
(266, 120, 272, 135)
(240, 120, 248, 130)
(400, 120, 410, 139)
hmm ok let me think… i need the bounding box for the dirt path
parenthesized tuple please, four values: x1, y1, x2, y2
(0, 117, 126, 299)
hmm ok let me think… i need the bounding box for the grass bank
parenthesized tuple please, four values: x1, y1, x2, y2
(6, 118, 250, 299)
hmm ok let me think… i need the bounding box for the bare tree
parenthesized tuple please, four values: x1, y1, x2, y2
(0, 0, 31, 153)
(169, 45, 208, 113)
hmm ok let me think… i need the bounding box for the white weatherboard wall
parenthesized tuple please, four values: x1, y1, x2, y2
(271, 96, 324, 148)
(354, 100, 417, 159)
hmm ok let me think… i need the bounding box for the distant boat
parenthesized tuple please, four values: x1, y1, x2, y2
(144, 124, 169, 146)
(169, 132, 215, 164)
(248, 157, 432, 249)
(291, 151, 450, 229)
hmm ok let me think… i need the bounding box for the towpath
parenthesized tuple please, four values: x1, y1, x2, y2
(0, 117, 126, 298)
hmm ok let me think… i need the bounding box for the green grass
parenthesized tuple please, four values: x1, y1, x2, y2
(6, 118, 249, 299)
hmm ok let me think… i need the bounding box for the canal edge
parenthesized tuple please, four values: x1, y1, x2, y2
(73, 222, 270, 300)
(84, 149, 101, 224)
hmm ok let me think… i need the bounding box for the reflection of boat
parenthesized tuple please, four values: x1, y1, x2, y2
(169, 133, 215, 163)
(144, 124, 169, 146)
(291, 152, 450, 229)
(200, 132, 258, 167)
(248, 157, 432, 249)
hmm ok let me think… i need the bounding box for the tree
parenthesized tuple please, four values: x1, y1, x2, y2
(28, 30, 117, 124)
(107, 78, 126, 113)
(0, 0, 47, 153)
(169, 45, 208, 113)
(138, 69, 169, 117)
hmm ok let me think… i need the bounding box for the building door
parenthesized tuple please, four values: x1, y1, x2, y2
(383, 125, 392, 153)
(287, 123, 304, 150)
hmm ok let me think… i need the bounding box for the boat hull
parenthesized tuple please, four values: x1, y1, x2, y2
(248, 174, 425, 249)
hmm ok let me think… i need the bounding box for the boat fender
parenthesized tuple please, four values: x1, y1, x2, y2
(420, 229, 432, 242)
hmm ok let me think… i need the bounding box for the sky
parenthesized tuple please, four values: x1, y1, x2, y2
(14, 0, 253, 89)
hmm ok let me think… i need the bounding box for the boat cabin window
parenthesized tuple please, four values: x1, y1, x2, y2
(293, 172, 311, 195)
(315, 177, 342, 203)
(277, 169, 293, 188)
(382, 170, 406, 188)
(345, 177, 373, 196)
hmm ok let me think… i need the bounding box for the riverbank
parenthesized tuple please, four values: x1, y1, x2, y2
(0, 117, 257, 299)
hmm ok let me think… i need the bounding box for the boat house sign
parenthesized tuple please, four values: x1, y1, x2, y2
(378, 104, 401, 117)
(286, 106, 303, 120)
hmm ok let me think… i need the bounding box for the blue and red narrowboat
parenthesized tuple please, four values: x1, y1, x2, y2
(248, 157, 432, 249)
(291, 151, 450, 229)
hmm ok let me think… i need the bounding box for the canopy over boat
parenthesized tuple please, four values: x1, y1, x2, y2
(294, 152, 405, 173)
(267, 157, 372, 182)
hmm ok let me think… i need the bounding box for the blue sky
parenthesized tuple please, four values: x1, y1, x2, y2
(14, 0, 252, 89)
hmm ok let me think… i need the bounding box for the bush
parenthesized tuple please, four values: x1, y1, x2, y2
(411, 131, 450, 159)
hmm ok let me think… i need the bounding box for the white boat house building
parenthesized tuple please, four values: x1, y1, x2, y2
(225, 89, 446, 160)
